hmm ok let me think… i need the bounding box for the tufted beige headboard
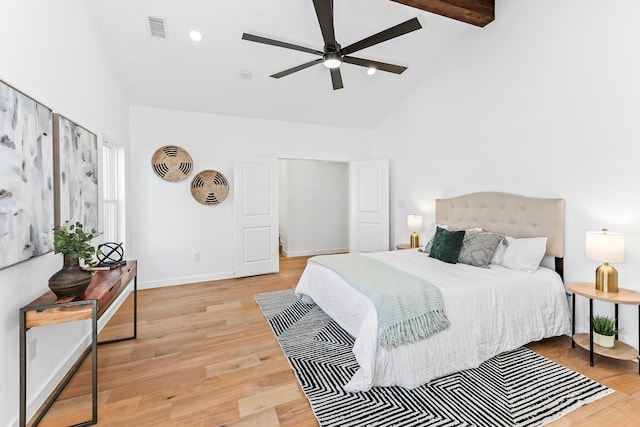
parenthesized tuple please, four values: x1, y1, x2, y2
(435, 192, 565, 258)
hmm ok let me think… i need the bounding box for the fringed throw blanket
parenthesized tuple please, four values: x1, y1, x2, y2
(307, 254, 449, 348)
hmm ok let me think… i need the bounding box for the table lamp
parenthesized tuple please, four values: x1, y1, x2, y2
(407, 214, 423, 248)
(585, 229, 624, 293)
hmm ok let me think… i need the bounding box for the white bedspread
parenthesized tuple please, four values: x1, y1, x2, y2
(295, 249, 571, 391)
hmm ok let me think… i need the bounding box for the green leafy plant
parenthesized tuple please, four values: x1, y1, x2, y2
(592, 315, 621, 336)
(53, 222, 100, 265)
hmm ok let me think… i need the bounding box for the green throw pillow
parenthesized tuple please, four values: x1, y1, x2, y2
(429, 227, 465, 264)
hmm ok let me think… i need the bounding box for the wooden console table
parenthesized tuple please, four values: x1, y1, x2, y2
(19, 260, 138, 427)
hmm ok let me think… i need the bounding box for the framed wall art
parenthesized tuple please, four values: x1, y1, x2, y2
(0, 80, 54, 270)
(53, 114, 98, 231)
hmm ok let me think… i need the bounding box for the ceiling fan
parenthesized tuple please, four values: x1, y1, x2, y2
(242, 0, 422, 90)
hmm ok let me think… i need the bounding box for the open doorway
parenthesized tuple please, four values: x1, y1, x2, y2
(278, 159, 349, 257)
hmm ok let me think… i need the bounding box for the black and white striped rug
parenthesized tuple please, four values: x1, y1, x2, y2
(255, 289, 613, 427)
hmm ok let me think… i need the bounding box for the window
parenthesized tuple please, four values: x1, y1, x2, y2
(102, 140, 125, 245)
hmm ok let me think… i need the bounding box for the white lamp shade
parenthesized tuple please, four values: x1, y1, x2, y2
(407, 214, 424, 232)
(585, 230, 624, 263)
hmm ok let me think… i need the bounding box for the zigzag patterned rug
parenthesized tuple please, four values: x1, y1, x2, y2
(255, 289, 613, 427)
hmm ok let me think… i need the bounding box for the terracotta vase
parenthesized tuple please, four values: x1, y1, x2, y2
(48, 254, 93, 299)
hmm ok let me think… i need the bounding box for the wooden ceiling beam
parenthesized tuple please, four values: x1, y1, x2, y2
(390, 0, 495, 27)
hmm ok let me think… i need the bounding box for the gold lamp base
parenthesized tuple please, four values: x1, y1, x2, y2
(410, 232, 420, 248)
(595, 262, 618, 293)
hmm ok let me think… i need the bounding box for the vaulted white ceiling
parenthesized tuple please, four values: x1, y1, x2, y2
(87, 0, 480, 129)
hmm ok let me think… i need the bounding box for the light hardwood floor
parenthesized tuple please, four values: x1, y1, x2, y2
(36, 256, 640, 426)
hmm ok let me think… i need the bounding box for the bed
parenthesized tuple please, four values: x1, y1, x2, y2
(294, 192, 572, 391)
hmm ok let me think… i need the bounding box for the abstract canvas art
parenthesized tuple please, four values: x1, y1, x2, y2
(53, 114, 98, 231)
(0, 80, 54, 270)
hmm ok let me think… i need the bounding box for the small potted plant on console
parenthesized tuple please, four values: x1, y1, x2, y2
(592, 315, 620, 348)
(48, 222, 100, 299)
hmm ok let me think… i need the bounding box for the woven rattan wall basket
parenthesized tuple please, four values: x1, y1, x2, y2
(151, 145, 193, 182)
(190, 170, 229, 205)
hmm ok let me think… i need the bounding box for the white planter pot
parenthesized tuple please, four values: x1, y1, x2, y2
(594, 332, 615, 348)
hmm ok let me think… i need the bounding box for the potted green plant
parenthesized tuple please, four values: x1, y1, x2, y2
(48, 222, 100, 299)
(592, 315, 620, 348)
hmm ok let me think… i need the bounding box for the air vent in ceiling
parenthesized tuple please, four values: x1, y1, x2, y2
(148, 16, 167, 39)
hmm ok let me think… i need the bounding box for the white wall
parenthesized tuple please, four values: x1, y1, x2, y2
(129, 106, 372, 288)
(0, 1, 129, 425)
(373, 0, 640, 349)
(279, 159, 349, 257)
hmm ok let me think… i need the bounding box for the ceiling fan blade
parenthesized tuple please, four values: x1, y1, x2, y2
(343, 56, 407, 74)
(330, 67, 343, 90)
(313, 0, 337, 46)
(242, 33, 323, 56)
(271, 58, 323, 79)
(341, 17, 422, 56)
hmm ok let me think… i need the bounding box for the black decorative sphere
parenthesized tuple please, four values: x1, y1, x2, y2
(97, 242, 124, 264)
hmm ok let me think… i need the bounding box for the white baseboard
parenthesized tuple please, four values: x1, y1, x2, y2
(138, 271, 235, 289)
(282, 248, 348, 258)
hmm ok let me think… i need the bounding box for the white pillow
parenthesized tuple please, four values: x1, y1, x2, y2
(490, 237, 508, 265)
(500, 236, 548, 272)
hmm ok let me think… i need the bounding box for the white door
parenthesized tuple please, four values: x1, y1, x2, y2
(234, 157, 279, 277)
(349, 159, 389, 252)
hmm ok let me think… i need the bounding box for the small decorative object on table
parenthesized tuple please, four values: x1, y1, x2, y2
(48, 222, 100, 299)
(91, 242, 126, 270)
(592, 315, 620, 348)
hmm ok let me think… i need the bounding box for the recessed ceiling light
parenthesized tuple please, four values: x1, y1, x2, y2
(188, 30, 203, 42)
(367, 67, 377, 76)
(241, 70, 253, 80)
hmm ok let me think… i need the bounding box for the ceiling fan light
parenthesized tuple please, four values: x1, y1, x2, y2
(367, 66, 377, 75)
(323, 52, 341, 69)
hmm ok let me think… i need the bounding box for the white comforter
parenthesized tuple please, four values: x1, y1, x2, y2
(295, 249, 571, 391)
